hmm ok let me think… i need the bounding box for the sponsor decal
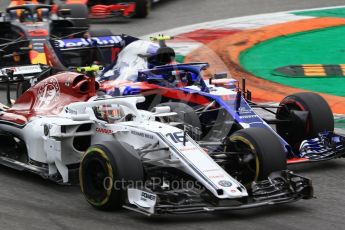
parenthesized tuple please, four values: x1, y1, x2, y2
(34, 77, 60, 109)
(238, 106, 254, 114)
(128, 188, 157, 214)
(218, 180, 232, 187)
(55, 36, 123, 48)
(28, 30, 48, 37)
(0, 65, 42, 76)
(239, 115, 259, 119)
(131, 130, 154, 139)
(141, 191, 156, 201)
(209, 174, 226, 179)
(96, 127, 113, 135)
(179, 146, 198, 152)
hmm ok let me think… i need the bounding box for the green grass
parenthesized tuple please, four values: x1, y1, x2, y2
(294, 7, 345, 18)
(240, 25, 345, 97)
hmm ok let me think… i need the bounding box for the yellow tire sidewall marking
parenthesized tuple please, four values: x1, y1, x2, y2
(80, 147, 114, 207)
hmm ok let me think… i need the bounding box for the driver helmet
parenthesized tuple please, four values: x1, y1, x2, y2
(147, 46, 176, 67)
(94, 104, 124, 123)
(20, 9, 42, 22)
(20, 9, 33, 22)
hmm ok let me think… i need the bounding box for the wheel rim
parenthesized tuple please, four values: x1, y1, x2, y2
(80, 149, 114, 206)
(84, 158, 108, 199)
(277, 99, 309, 149)
(228, 136, 260, 186)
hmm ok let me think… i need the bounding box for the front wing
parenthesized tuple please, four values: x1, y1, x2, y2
(123, 170, 313, 215)
(288, 132, 345, 164)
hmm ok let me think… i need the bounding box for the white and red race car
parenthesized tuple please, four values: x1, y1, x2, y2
(0, 68, 312, 215)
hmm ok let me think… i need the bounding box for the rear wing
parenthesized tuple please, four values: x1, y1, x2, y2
(0, 65, 43, 78)
(47, 35, 138, 69)
(0, 64, 52, 86)
(0, 64, 52, 106)
(53, 36, 125, 50)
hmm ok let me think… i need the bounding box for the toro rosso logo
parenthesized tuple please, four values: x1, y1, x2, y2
(55, 36, 123, 48)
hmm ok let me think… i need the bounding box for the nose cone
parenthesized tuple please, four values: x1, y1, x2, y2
(214, 179, 248, 199)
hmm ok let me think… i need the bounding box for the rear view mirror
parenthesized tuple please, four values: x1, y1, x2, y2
(214, 72, 227, 79)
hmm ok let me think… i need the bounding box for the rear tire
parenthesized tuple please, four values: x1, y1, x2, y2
(80, 141, 144, 210)
(155, 102, 201, 129)
(228, 128, 286, 185)
(276, 92, 334, 149)
(131, 0, 151, 18)
(59, 4, 89, 28)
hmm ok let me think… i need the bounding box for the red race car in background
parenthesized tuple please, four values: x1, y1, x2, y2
(11, 0, 155, 19)
(56, 0, 152, 18)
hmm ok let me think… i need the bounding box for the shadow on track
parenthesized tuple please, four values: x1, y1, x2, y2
(288, 159, 345, 174)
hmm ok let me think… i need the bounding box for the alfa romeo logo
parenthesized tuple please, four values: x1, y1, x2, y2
(35, 77, 60, 109)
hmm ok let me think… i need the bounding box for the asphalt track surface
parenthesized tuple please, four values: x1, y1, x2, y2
(1, 0, 345, 229)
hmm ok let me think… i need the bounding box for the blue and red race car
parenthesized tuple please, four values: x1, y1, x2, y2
(49, 34, 345, 165)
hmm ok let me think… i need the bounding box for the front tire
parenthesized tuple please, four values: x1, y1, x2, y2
(228, 128, 287, 186)
(80, 141, 144, 210)
(276, 92, 334, 149)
